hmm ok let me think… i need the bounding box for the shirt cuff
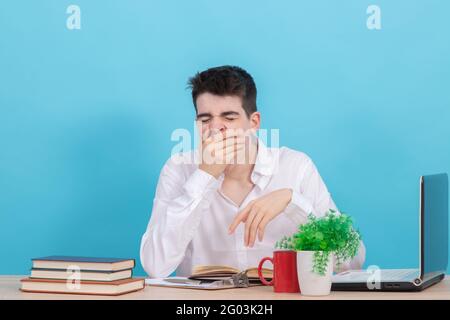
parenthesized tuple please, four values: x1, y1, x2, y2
(283, 190, 314, 225)
(183, 168, 220, 198)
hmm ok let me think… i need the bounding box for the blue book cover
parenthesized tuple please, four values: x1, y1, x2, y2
(32, 256, 134, 264)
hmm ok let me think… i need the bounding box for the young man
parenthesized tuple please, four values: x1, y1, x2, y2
(140, 65, 365, 278)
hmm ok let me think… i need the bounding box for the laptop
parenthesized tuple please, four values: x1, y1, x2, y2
(332, 173, 448, 291)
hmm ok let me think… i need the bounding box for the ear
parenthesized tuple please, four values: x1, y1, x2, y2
(249, 112, 261, 130)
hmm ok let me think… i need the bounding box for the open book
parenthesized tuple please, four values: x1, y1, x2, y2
(145, 265, 273, 290)
(189, 265, 273, 282)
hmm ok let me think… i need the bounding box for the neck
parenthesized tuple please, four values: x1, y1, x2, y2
(224, 163, 254, 182)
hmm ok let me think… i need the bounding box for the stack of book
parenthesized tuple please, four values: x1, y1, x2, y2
(20, 256, 145, 296)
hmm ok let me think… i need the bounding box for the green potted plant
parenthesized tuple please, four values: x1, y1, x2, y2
(290, 209, 361, 296)
(274, 235, 295, 250)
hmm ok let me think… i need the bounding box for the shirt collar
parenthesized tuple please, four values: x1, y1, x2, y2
(251, 138, 278, 190)
(253, 138, 275, 176)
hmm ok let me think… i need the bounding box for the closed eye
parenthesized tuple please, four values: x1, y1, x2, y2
(196, 117, 211, 123)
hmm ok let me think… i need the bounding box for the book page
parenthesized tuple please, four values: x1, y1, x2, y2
(192, 265, 240, 276)
(246, 267, 273, 279)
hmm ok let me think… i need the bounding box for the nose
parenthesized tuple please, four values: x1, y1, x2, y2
(209, 117, 226, 131)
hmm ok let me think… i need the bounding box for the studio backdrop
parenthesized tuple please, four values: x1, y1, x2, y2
(1, 0, 449, 276)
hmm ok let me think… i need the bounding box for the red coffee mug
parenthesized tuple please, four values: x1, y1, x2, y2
(258, 250, 300, 293)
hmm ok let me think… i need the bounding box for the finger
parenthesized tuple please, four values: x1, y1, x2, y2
(248, 212, 265, 247)
(224, 129, 246, 141)
(203, 136, 214, 146)
(241, 200, 256, 223)
(208, 141, 245, 165)
(203, 135, 218, 150)
(212, 130, 228, 142)
(201, 146, 215, 165)
(258, 216, 272, 242)
(213, 130, 243, 144)
(228, 206, 251, 235)
(217, 144, 245, 164)
(210, 134, 243, 156)
(245, 207, 259, 246)
(202, 128, 213, 142)
(222, 136, 246, 148)
(224, 145, 245, 164)
(202, 133, 243, 163)
(222, 142, 245, 155)
(232, 141, 247, 164)
(202, 140, 217, 161)
(228, 203, 253, 234)
(201, 133, 215, 150)
(220, 140, 246, 153)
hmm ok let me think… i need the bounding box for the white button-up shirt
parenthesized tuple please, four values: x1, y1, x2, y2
(140, 141, 366, 278)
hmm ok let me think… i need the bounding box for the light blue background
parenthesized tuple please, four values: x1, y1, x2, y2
(1, 1, 449, 276)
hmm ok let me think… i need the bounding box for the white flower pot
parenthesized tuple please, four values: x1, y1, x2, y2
(296, 251, 333, 296)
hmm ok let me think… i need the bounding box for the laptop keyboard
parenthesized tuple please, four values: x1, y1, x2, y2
(378, 269, 419, 281)
(332, 268, 419, 283)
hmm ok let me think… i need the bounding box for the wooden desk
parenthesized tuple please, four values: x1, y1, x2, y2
(1, 275, 450, 300)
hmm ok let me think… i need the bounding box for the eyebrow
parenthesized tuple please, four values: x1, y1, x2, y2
(196, 111, 240, 119)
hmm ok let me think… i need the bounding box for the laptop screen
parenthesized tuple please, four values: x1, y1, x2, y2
(422, 173, 448, 277)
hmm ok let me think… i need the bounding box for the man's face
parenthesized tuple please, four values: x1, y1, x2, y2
(195, 92, 260, 138)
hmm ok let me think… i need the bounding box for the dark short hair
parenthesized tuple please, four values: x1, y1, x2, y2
(187, 65, 257, 118)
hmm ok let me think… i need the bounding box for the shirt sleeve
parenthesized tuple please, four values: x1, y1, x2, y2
(140, 156, 220, 278)
(283, 156, 366, 272)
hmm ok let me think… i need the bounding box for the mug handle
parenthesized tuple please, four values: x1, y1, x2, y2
(258, 257, 274, 286)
